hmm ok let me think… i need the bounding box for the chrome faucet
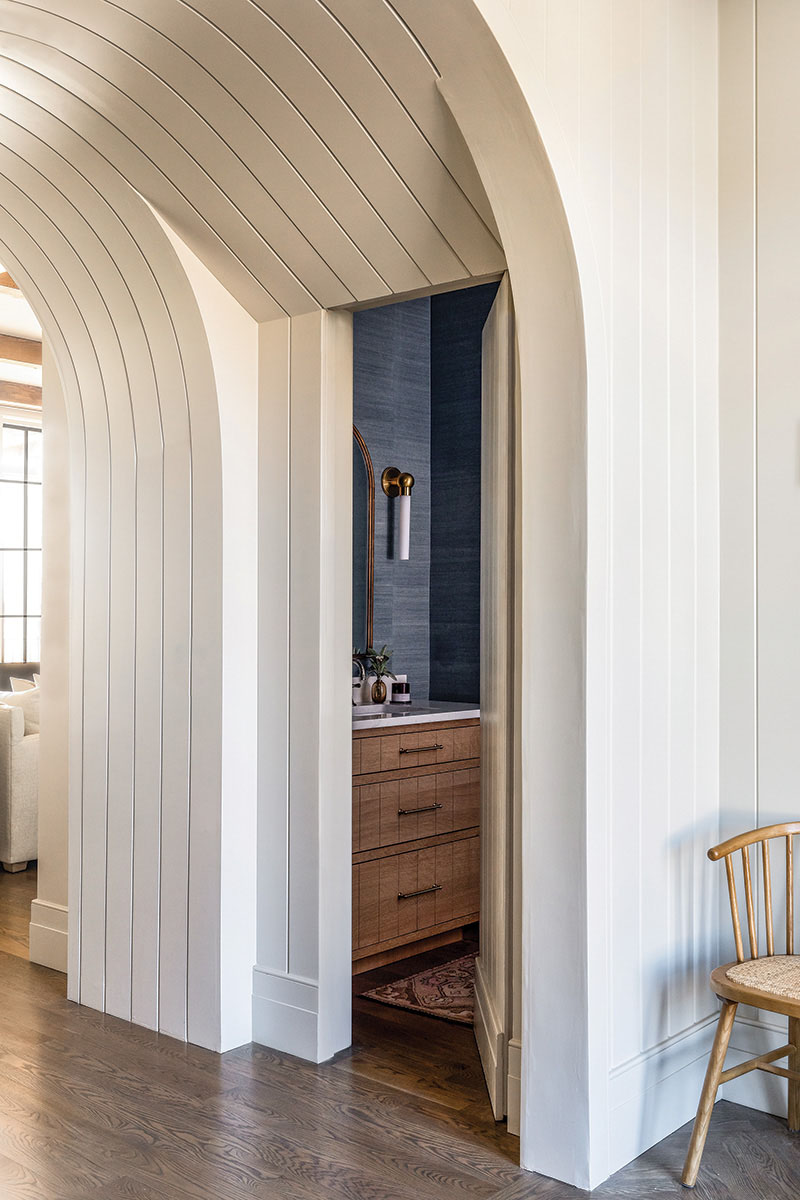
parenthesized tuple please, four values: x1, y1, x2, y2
(352, 654, 366, 704)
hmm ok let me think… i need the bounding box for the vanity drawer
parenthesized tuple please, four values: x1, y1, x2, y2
(353, 767, 480, 852)
(352, 723, 480, 775)
(353, 836, 479, 953)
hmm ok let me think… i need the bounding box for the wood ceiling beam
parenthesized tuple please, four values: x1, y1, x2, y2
(0, 334, 41, 365)
(0, 271, 19, 290)
(0, 379, 41, 408)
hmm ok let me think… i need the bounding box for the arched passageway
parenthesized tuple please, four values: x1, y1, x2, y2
(0, 1, 594, 1184)
(0, 127, 224, 1046)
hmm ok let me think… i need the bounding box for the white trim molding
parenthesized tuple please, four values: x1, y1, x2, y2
(474, 955, 507, 1116)
(607, 1015, 719, 1175)
(252, 966, 322, 1062)
(29, 898, 68, 973)
(507, 1037, 522, 1137)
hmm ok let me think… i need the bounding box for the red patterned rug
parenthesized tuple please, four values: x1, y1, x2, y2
(361, 953, 476, 1025)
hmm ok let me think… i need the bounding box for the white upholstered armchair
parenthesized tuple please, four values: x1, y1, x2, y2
(0, 702, 38, 872)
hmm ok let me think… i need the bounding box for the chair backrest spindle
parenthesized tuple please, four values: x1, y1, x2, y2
(741, 846, 758, 959)
(725, 854, 745, 963)
(788, 835, 794, 956)
(762, 839, 774, 956)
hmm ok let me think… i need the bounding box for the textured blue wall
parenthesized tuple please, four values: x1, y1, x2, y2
(353, 283, 497, 703)
(429, 282, 499, 702)
(353, 297, 431, 699)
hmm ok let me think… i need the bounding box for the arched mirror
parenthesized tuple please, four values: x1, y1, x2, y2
(352, 425, 374, 652)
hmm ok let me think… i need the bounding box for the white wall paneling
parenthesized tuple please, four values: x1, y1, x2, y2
(719, 0, 800, 1115)
(31, 342, 69, 973)
(253, 309, 352, 1063)
(718, 0, 758, 851)
(754, 0, 800, 833)
(717, 10, 760, 1121)
(164, 225, 260, 1051)
(490, 0, 720, 1180)
(0, 115, 229, 1048)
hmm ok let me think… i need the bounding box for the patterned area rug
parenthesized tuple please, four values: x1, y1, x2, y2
(362, 953, 476, 1025)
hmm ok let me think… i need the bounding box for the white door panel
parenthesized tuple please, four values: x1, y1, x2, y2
(475, 273, 515, 1119)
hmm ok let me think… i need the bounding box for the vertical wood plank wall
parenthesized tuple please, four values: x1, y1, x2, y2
(501, 0, 721, 1173)
(254, 310, 353, 1064)
(163, 226, 260, 1052)
(719, 0, 800, 1118)
(0, 151, 227, 1050)
(32, 344, 70, 972)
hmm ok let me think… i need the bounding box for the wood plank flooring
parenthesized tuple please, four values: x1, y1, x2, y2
(0, 924, 797, 1197)
(0, 861, 36, 958)
(350, 933, 485, 1115)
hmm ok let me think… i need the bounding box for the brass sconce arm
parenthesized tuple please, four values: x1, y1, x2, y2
(381, 467, 415, 497)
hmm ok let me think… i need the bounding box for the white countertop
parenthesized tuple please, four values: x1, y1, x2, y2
(352, 700, 479, 730)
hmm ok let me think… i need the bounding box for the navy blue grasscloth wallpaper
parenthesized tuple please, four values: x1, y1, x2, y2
(353, 297, 431, 699)
(353, 282, 498, 703)
(429, 282, 499, 701)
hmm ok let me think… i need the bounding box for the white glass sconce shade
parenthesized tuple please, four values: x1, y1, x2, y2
(381, 466, 415, 560)
(397, 494, 411, 560)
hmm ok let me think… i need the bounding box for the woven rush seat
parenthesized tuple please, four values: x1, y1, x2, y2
(727, 955, 800, 1001)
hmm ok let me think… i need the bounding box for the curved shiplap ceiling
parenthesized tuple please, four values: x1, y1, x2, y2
(0, 0, 505, 320)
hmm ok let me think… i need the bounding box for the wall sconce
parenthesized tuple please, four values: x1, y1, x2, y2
(381, 467, 415, 560)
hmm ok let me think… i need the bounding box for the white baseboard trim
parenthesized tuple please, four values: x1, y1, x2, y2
(606, 1008, 794, 1174)
(473, 957, 506, 1119)
(607, 1014, 719, 1175)
(252, 965, 324, 1062)
(29, 899, 68, 973)
(506, 1037, 522, 1137)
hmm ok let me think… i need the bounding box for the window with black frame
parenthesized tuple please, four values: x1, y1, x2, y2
(0, 421, 42, 664)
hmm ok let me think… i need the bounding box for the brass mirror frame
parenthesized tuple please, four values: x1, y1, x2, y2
(353, 424, 375, 651)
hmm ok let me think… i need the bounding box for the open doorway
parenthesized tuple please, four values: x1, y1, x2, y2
(0, 265, 44, 960)
(349, 277, 518, 1133)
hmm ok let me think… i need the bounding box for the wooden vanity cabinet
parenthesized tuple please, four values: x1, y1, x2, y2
(352, 717, 480, 973)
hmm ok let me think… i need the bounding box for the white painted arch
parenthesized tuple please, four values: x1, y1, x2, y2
(0, 108, 227, 1048)
(0, 1, 607, 1186)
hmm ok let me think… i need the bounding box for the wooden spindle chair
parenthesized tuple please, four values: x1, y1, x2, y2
(683, 822, 800, 1188)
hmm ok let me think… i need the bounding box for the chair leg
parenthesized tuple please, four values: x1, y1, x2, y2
(682, 1000, 738, 1188)
(789, 1017, 800, 1133)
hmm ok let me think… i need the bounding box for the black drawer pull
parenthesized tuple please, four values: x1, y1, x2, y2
(398, 802, 443, 816)
(398, 883, 442, 900)
(399, 742, 443, 755)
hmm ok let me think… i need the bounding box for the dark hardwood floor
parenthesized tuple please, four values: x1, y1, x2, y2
(0, 923, 797, 1197)
(351, 933, 485, 1117)
(0, 861, 36, 958)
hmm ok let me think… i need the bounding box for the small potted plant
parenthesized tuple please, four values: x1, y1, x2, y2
(366, 645, 396, 704)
